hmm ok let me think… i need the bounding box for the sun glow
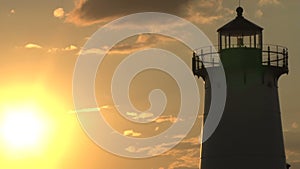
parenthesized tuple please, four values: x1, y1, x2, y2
(1, 105, 46, 150)
(0, 84, 78, 169)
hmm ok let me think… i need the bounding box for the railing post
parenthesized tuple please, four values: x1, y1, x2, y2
(286, 49, 289, 68)
(228, 35, 231, 48)
(254, 34, 257, 48)
(268, 46, 270, 66)
(276, 45, 279, 67)
(210, 46, 212, 65)
(195, 53, 199, 71)
(196, 55, 199, 70)
(283, 49, 286, 67)
(192, 52, 196, 72)
(201, 49, 204, 69)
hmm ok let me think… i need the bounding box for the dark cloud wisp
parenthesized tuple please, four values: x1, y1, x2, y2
(67, 0, 193, 25)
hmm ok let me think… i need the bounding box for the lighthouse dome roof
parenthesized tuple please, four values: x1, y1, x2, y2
(217, 7, 263, 36)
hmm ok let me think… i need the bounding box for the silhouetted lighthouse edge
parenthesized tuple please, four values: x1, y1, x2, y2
(192, 6, 289, 169)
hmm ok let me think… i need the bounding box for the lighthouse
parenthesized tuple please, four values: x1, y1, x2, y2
(192, 6, 289, 169)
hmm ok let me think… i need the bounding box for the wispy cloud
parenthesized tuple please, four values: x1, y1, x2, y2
(292, 122, 298, 129)
(78, 34, 174, 56)
(286, 149, 300, 163)
(22, 43, 78, 53)
(78, 47, 107, 55)
(109, 35, 174, 55)
(255, 0, 281, 19)
(123, 135, 200, 163)
(125, 111, 154, 120)
(125, 141, 178, 157)
(283, 122, 300, 132)
(186, 0, 233, 24)
(123, 129, 141, 137)
(162, 137, 200, 169)
(155, 115, 179, 124)
(258, 0, 280, 7)
(68, 105, 115, 114)
(63, 45, 78, 51)
(284, 131, 300, 164)
(47, 45, 79, 53)
(255, 9, 264, 18)
(24, 43, 42, 49)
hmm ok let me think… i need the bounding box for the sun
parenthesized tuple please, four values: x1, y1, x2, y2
(1, 105, 46, 151)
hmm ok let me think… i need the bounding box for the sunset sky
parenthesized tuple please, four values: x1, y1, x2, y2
(0, 0, 299, 169)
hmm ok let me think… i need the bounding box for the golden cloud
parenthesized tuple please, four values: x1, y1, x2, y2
(53, 8, 65, 19)
(10, 9, 15, 15)
(25, 43, 42, 49)
(123, 129, 142, 137)
(63, 45, 78, 51)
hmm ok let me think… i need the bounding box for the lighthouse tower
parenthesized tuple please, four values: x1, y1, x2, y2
(192, 7, 289, 169)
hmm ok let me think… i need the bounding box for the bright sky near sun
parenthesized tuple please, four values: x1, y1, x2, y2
(0, 0, 299, 169)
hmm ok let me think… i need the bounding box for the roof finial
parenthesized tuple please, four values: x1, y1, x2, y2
(236, 3, 243, 17)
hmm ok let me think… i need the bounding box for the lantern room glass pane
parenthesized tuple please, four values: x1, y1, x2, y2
(219, 33, 263, 49)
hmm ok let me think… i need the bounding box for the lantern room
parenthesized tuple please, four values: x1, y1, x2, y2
(217, 7, 263, 51)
